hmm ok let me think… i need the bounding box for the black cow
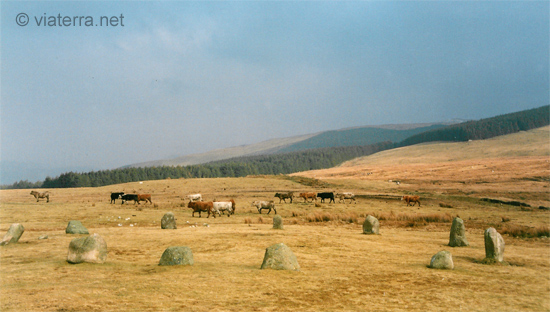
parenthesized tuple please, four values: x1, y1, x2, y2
(274, 192, 294, 203)
(110, 192, 124, 204)
(121, 194, 138, 204)
(317, 192, 335, 203)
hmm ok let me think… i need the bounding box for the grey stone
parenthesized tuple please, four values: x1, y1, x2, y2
(158, 246, 194, 266)
(362, 215, 380, 235)
(260, 243, 300, 271)
(429, 250, 454, 270)
(449, 217, 469, 247)
(0, 223, 25, 246)
(65, 220, 89, 234)
(161, 212, 177, 229)
(484, 227, 505, 262)
(67, 233, 107, 264)
(273, 215, 284, 230)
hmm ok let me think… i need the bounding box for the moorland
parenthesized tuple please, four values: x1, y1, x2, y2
(0, 126, 549, 311)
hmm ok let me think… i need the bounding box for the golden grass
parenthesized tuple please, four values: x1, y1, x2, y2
(1, 174, 549, 312)
(291, 126, 550, 209)
(1, 129, 550, 311)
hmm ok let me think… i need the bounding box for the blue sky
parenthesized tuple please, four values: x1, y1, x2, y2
(1, 1, 548, 183)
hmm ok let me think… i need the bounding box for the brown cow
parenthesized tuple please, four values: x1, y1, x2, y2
(299, 192, 316, 203)
(401, 195, 421, 207)
(274, 192, 293, 203)
(30, 191, 49, 202)
(188, 201, 215, 218)
(136, 194, 152, 204)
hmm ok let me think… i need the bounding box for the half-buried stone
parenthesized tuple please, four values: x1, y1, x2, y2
(158, 246, 194, 266)
(429, 250, 454, 270)
(0, 223, 25, 246)
(161, 212, 177, 229)
(260, 243, 300, 271)
(449, 217, 469, 247)
(67, 233, 108, 264)
(66, 220, 89, 234)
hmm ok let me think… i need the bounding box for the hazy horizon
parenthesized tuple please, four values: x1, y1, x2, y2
(2, 1, 548, 184)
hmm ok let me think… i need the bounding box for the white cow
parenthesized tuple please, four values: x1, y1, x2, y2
(187, 194, 203, 202)
(213, 200, 235, 217)
(252, 200, 276, 215)
(336, 192, 356, 204)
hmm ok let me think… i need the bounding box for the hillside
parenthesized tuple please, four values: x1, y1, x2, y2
(125, 123, 451, 168)
(292, 126, 550, 207)
(277, 124, 447, 153)
(126, 132, 318, 168)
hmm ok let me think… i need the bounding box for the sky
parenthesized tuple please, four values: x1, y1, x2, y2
(1, 1, 549, 184)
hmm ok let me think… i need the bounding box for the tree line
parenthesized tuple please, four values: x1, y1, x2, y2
(399, 105, 549, 146)
(5, 142, 393, 189)
(3, 105, 548, 189)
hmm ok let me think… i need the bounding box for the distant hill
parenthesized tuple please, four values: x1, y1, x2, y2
(4, 106, 547, 189)
(126, 122, 453, 168)
(277, 124, 447, 153)
(399, 105, 549, 147)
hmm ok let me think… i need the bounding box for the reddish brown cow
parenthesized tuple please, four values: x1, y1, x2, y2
(299, 192, 316, 203)
(137, 194, 152, 204)
(401, 195, 421, 207)
(188, 201, 215, 218)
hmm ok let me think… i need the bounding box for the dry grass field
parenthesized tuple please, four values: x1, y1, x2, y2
(1, 128, 549, 311)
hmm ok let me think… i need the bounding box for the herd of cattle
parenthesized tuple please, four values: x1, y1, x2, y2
(31, 190, 420, 217)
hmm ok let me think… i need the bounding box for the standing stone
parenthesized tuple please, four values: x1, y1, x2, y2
(161, 212, 177, 229)
(429, 250, 454, 270)
(260, 243, 300, 271)
(67, 233, 107, 264)
(0, 223, 25, 246)
(158, 246, 194, 266)
(273, 215, 284, 230)
(66, 220, 89, 234)
(362, 215, 380, 235)
(484, 227, 505, 262)
(449, 217, 469, 247)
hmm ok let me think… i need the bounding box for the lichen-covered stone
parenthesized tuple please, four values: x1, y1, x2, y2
(273, 215, 284, 230)
(260, 243, 300, 271)
(449, 217, 469, 247)
(158, 246, 194, 266)
(0, 223, 25, 246)
(362, 215, 380, 235)
(67, 233, 107, 264)
(161, 212, 177, 229)
(484, 227, 505, 262)
(66, 220, 89, 234)
(429, 250, 454, 270)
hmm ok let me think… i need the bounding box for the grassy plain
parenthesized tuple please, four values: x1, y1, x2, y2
(1, 127, 549, 311)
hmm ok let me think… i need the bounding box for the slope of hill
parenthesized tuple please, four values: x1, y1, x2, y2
(126, 133, 318, 168)
(276, 124, 447, 153)
(126, 123, 452, 168)
(292, 126, 550, 206)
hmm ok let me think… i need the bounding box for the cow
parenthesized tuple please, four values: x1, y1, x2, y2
(121, 194, 138, 204)
(317, 192, 335, 203)
(252, 201, 276, 214)
(137, 194, 152, 204)
(336, 192, 356, 204)
(402, 195, 421, 207)
(110, 192, 124, 204)
(274, 192, 293, 203)
(299, 192, 317, 203)
(30, 191, 49, 203)
(187, 194, 203, 202)
(213, 199, 236, 217)
(188, 201, 215, 218)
